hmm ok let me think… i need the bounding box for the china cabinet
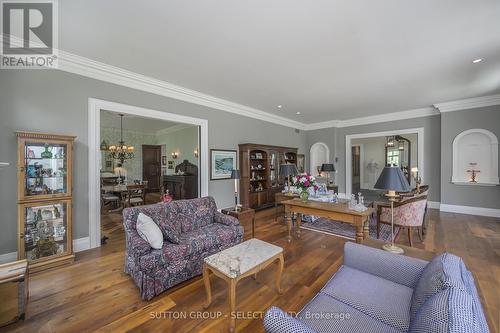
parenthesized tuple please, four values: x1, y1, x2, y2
(239, 144, 298, 210)
(16, 131, 75, 272)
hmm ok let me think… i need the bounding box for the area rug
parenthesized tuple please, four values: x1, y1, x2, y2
(300, 216, 397, 242)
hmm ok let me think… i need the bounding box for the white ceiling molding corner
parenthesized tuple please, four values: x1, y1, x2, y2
(58, 50, 306, 130)
(434, 94, 500, 113)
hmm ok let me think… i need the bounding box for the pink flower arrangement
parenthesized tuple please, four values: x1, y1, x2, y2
(292, 173, 318, 193)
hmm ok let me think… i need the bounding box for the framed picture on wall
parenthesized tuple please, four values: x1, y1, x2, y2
(210, 149, 237, 180)
(168, 160, 174, 169)
(162, 156, 167, 166)
(297, 154, 305, 173)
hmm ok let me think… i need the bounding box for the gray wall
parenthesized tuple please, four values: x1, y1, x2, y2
(0, 70, 306, 254)
(306, 115, 442, 202)
(441, 106, 500, 209)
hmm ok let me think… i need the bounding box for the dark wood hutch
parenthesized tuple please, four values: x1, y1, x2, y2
(238, 143, 298, 210)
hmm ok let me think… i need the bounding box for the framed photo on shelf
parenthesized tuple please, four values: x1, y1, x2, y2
(297, 154, 305, 173)
(210, 149, 237, 180)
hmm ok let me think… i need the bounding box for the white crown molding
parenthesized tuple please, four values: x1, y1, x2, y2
(305, 107, 439, 130)
(305, 120, 341, 131)
(440, 204, 500, 218)
(434, 94, 500, 113)
(57, 50, 306, 130)
(3, 35, 500, 130)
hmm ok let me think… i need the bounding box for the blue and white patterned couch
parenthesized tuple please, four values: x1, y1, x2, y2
(264, 242, 489, 333)
(123, 196, 244, 300)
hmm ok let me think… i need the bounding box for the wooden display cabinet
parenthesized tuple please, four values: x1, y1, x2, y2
(16, 131, 76, 273)
(239, 144, 298, 210)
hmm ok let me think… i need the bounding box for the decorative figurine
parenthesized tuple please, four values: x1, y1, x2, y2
(40, 144, 53, 158)
(466, 163, 480, 183)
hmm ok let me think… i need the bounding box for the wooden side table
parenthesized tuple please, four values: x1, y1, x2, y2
(222, 207, 256, 238)
(0, 259, 28, 327)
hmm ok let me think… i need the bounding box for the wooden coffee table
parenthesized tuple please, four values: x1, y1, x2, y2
(203, 238, 284, 332)
(282, 198, 374, 243)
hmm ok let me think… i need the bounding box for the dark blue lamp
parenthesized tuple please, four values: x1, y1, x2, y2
(374, 166, 411, 254)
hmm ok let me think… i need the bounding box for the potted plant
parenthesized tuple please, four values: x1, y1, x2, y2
(292, 173, 318, 202)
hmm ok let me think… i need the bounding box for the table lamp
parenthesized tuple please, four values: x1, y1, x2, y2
(374, 166, 411, 254)
(230, 169, 240, 211)
(320, 163, 335, 185)
(279, 164, 298, 196)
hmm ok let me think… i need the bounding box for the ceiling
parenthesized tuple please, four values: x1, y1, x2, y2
(61, 0, 500, 123)
(100, 110, 187, 132)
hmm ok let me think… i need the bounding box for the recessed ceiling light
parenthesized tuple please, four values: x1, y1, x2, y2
(296, 112, 301, 115)
(472, 58, 483, 64)
(277, 105, 283, 109)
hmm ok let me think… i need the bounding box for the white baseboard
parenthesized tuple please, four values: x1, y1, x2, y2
(0, 252, 17, 264)
(73, 237, 91, 252)
(440, 204, 500, 218)
(428, 201, 441, 209)
(0, 237, 91, 264)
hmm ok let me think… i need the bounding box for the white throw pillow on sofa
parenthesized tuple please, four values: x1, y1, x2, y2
(136, 213, 163, 249)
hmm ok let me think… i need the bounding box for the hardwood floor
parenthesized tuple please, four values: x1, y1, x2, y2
(1, 207, 499, 333)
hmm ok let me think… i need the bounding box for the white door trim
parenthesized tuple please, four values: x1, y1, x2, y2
(345, 127, 424, 197)
(88, 98, 209, 249)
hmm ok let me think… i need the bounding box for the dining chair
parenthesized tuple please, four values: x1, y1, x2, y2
(100, 188, 120, 211)
(376, 195, 428, 247)
(124, 184, 146, 207)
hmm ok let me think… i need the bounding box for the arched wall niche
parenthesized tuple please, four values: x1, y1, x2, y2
(452, 128, 499, 185)
(309, 142, 330, 176)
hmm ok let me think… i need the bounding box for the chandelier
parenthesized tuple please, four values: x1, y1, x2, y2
(108, 114, 134, 163)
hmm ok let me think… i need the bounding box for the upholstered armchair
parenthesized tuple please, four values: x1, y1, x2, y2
(376, 195, 428, 247)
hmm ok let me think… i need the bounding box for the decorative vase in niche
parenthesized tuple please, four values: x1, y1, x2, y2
(41, 144, 53, 158)
(300, 190, 309, 202)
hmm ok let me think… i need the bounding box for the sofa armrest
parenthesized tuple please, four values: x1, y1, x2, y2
(214, 211, 240, 226)
(125, 229, 152, 260)
(264, 307, 318, 333)
(343, 242, 428, 288)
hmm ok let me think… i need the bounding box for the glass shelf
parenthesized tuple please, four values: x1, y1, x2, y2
(23, 202, 68, 262)
(22, 142, 68, 198)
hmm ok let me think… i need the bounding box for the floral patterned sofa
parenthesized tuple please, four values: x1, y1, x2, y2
(123, 196, 244, 300)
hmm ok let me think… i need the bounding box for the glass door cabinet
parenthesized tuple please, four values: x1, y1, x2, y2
(16, 131, 75, 272)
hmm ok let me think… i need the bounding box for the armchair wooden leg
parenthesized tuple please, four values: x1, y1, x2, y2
(408, 227, 413, 247)
(418, 227, 423, 242)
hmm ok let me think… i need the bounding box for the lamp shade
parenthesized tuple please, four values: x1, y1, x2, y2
(230, 169, 240, 179)
(374, 166, 411, 192)
(279, 164, 298, 177)
(320, 163, 335, 172)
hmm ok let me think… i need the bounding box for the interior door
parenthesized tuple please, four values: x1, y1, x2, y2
(142, 145, 162, 192)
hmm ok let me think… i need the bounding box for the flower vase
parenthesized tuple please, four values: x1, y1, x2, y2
(300, 190, 309, 202)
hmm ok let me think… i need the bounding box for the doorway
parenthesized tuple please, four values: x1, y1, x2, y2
(351, 145, 361, 194)
(142, 145, 162, 192)
(88, 98, 209, 250)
